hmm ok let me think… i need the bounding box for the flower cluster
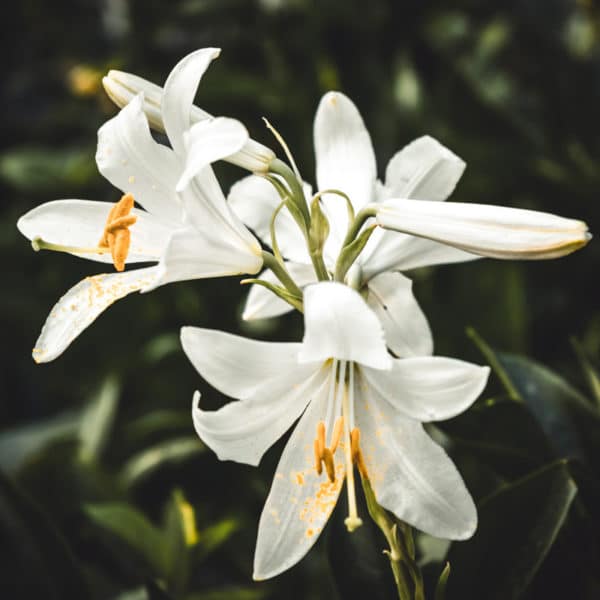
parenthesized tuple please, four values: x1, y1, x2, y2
(18, 48, 591, 580)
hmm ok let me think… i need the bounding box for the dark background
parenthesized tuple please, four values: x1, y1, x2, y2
(2, 1, 600, 599)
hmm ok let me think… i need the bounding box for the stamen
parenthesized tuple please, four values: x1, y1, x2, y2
(262, 117, 301, 181)
(313, 439, 323, 475)
(316, 421, 326, 456)
(98, 193, 137, 272)
(32, 237, 111, 255)
(329, 416, 344, 454)
(322, 448, 336, 483)
(341, 362, 363, 533)
(351, 427, 368, 479)
(313, 418, 343, 483)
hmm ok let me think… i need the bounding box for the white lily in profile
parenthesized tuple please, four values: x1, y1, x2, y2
(228, 93, 480, 358)
(17, 48, 262, 363)
(181, 281, 490, 580)
(228, 92, 590, 357)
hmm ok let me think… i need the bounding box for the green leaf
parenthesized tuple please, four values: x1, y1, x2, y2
(119, 437, 205, 487)
(195, 518, 240, 561)
(125, 410, 193, 445)
(496, 352, 600, 464)
(437, 398, 554, 479)
(434, 562, 451, 600)
(78, 374, 120, 464)
(0, 145, 97, 192)
(0, 470, 87, 598)
(162, 489, 198, 595)
(84, 502, 167, 576)
(185, 587, 266, 600)
(446, 461, 577, 600)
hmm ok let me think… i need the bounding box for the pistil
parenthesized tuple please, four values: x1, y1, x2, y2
(342, 362, 363, 532)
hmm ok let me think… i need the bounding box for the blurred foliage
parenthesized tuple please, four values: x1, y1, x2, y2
(3, 0, 600, 598)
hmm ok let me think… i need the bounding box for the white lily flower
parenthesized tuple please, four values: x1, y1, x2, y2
(18, 48, 262, 363)
(229, 93, 478, 357)
(102, 54, 276, 173)
(230, 91, 589, 353)
(181, 281, 490, 580)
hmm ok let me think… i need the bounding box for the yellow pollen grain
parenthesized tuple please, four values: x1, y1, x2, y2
(295, 472, 305, 485)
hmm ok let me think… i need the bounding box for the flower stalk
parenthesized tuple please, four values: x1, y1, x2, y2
(360, 475, 425, 600)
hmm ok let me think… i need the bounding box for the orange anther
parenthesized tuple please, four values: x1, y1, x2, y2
(316, 421, 326, 456)
(314, 439, 323, 475)
(351, 427, 368, 479)
(322, 448, 336, 483)
(329, 416, 344, 454)
(99, 193, 137, 272)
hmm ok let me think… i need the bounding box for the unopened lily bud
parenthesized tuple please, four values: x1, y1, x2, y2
(376, 198, 591, 259)
(102, 70, 276, 173)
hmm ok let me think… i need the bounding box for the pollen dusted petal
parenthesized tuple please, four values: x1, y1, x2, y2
(355, 373, 478, 540)
(253, 377, 345, 580)
(32, 266, 159, 363)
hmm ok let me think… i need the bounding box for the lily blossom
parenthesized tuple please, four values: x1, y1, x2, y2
(229, 92, 589, 355)
(102, 59, 276, 173)
(17, 48, 262, 363)
(182, 282, 490, 579)
(229, 93, 482, 358)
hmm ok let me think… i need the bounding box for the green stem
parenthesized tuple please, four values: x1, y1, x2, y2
(261, 250, 302, 297)
(466, 327, 522, 402)
(310, 251, 330, 281)
(340, 205, 377, 250)
(269, 158, 310, 228)
(360, 476, 425, 600)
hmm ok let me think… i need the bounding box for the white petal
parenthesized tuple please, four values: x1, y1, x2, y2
(162, 48, 221, 155)
(360, 228, 479, 280)
(103, 69, 276, 172)
(314, 92, 377, 210)
(299, 282, 391, 370)
(355, 379, 477, 539)
(149, 224, 262, 290)
(242, 263, 316, 321)
(182, 167, 262, 252)
(361, 358, 489, 422)
(228, 175, 311, 264)
(180, 327, 304, 400)
(32, 267, 158, 363)
(384, 136, 465, 201)
(96, 93, 184, 223)
(192, 365, 327, 466)
(366, 272, 433, 357)
(17, 199, 175, 264)
(253, 367, 344, 580)
(376, 199, 591, 259)
(177, 118, 248, 192)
